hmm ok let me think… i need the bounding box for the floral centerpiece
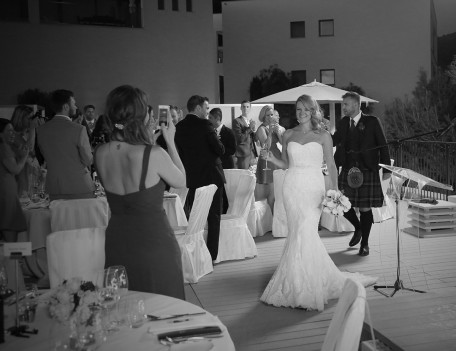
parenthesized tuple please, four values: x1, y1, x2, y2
(47, 278, 105, 350)
(322, 189, 351, 216)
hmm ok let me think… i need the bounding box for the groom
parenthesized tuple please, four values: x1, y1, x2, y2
(332, 92, 391, 256)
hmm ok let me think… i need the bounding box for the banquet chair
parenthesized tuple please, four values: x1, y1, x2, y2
(49, 197, 109, 232)
(223, 169, 272, 237)
(169, 186, 189, 206)
(372, 159, 395, 223)
(214, 172, 257, 263)
(272, 169, 288, 237)
(321, 279, 369, 351)
(46, 227, 106, 288)
(175, 184, 217, 283)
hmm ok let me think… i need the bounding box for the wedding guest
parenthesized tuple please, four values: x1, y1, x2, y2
(233, 100, 257, 169)
(10, 105, 43, 196)
(254, 105, 282, 213)
(36, 89, 95, 200)
(333, 91, 391, 256)
(81, 105, 97, 139)
(175, 95, 225, 260)
(90, 114, 112, 149)
(0, 118, 28, 242)
(94, 85, 186, 299)
(209, 107, 236, 213)
(170, 106, 180, 125)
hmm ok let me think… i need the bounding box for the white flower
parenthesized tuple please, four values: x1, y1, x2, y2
(322, 189, 352, 217)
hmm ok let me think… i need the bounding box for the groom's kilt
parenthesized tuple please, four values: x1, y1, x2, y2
(339, 168, 384, 208)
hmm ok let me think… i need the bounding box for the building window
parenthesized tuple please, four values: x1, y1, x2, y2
(0, 0, 28, 22)
(320, 69, 335, 86)
(290, 21, 305, 38)
(217, 33, 223, 47)
(217, 48, 223, 63)
(219, 76, 225, 103)
(172, 0, 178, 11)
(186, 0, 192, 12)
(319, 19, 334, 37)
(158, 0, 164, 10)
(291, 70, 306, 86)
(39, 0, 143, 28)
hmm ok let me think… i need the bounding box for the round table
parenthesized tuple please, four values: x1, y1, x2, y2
(3, 291, 235, 351)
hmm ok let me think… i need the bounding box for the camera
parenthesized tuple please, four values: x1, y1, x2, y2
(158, 105, 169, 127)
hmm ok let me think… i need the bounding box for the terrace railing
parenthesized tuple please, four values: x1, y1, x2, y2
(388, 140, 456, 200)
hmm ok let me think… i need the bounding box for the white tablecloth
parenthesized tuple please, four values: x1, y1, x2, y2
(3, 291, 235, 351)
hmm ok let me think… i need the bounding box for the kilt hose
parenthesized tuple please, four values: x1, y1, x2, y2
(339, 168, 384, 208)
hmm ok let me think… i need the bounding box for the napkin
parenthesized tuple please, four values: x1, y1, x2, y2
(147, 313, 224, 336)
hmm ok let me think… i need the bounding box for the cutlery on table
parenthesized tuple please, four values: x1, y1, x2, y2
(146, 312, 206, 321)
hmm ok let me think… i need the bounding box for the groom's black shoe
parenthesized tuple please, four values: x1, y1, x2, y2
(359, 245, 369, 256)
(349, 229, 362, 247)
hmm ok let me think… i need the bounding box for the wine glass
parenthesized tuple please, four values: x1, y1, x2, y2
(261, 141, 271, 171)
(108, 266, 128, 299)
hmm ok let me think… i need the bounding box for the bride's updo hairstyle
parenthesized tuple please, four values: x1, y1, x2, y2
(105, 85, 151, 145)
(296, 94, 323, 131)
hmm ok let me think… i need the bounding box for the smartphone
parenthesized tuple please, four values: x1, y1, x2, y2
(158, 105, 169, 126)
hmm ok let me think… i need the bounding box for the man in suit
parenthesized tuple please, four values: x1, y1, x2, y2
(175, 95, 225, 260)
(233, 100, 257, 169)
(333, 92, 391, 256)
(208, 108, 236, 169)
(81, 104, 97, 140)
(209, 107, 236, 213)
(37, 89, 94, 201)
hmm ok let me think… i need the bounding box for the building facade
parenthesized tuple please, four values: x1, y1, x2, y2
(221, 0, 438, 115)
(0, 0, 218, 114)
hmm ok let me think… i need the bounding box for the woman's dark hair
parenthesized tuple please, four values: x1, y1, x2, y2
(11, 105, 34, 132)
(105, 85, 151, 145)
(91, 114, 113, 148)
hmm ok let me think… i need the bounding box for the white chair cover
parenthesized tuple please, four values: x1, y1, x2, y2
(46, 227, 106, 288)
(49, 197, 109, 232)
(320, 213, 355, 232)
(272, 169, 288, 237)
(215, 172, 258, 263)
(248, 199, 273, 237)
(175, 184, 216, 283)
(321, 279, 367, 351)
(169, 187, 189, 206)
(373, 159, 395, 223)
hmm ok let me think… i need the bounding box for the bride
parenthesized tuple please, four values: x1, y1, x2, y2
(260, 94, 376, 311)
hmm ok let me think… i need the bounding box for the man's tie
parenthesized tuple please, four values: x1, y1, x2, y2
(350, 118, 356, 131)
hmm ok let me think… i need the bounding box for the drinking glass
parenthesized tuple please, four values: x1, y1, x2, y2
(261, 143, 270, 171)
(108, 266, 128, 299)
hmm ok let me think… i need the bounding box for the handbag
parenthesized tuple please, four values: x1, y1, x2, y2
(347, 167, 363, 188)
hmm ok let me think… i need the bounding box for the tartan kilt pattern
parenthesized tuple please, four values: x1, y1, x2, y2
(339, 169, 384, 208)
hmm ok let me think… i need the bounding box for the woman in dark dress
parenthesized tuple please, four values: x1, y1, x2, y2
(0, 118, 28, 242)
(94, 85, 186, 299)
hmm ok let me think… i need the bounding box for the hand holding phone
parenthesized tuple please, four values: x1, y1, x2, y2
(158, 105, 170, 127)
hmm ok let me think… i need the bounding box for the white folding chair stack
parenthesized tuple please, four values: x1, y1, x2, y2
(215, 172, 257, 263)
(169, 186, 189, 206)
(272, 169, 288, 237)
(49, 197, 109, 232)
(175, 184, 217, 283)
(321, 278, 368, 351)
(46, 227, 106, 288)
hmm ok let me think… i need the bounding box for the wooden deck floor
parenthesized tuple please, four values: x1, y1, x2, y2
(184, 201, 456, 350)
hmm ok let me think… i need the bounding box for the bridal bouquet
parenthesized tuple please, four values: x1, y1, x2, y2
(322, 190, 351, 216)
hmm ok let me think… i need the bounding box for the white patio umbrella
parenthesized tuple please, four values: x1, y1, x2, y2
(251, 80, 378, 104)
(251, 80, 378, 132)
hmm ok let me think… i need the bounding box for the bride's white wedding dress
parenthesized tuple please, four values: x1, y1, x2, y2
(260, 141, 376, 311)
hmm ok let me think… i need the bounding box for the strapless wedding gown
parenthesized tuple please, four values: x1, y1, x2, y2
(260, 142, 376, 311)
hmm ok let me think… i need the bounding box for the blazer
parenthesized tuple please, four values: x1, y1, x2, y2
(219, 125, 236, 169)
(332, 113, 391, 173)
(37, 116, 94, 197)
(232, 116, 257, 158)
(175, 114, 226, 189)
